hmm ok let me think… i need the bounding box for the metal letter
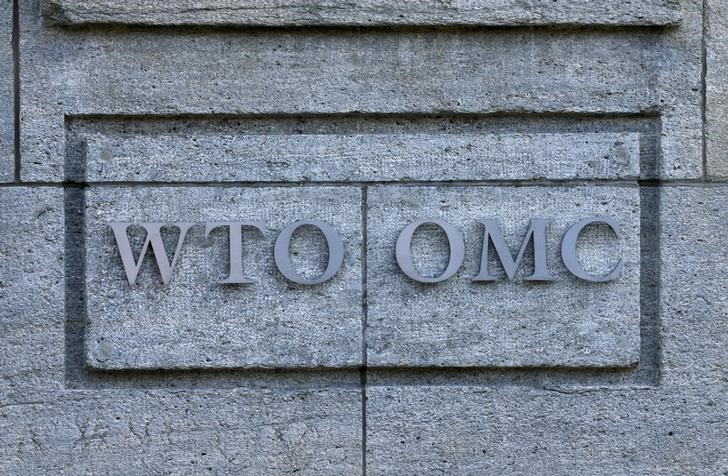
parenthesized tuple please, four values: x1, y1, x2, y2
(109, 222, 194, 286)
(395, 218, 465, 284)
(473, 218, 555, 282)
(561, 216, 623, 282)
(274, 220, 344, 285)
(205, 222, 265, 284)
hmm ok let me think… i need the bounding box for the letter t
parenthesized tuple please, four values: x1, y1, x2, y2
(205, 222, 265, 284)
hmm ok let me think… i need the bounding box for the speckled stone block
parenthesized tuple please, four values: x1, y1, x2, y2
(366, 187, 728, 475)
(43, 0, 682, 27)
(21, 0, 702, 181)
(0, 191, 363, 475)
(0, 0, 12, 181)
(367, 185, 641, 368)
(706, 0, 728, 178)
(366, 385, 728, 475)
(84, 186, 363, 370)
(0, 187, 65, 396)
(6, 0, 725, 473)
(0, 388, 363, 474)
(79, 130, 641, 182)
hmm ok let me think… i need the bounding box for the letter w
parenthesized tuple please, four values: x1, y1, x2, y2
(109, 222, 193, 286)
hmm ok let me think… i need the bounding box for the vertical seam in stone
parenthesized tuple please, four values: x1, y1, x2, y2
(702, 0, 709, 180)
(360, 185, 368, 476)
(12, 0, 20, 182)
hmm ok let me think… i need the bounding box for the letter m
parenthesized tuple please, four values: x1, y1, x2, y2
(109, 222, 193, 286)
(474, 219, 555, 282)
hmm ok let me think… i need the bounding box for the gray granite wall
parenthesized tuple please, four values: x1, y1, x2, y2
(1, 0, 726, 474)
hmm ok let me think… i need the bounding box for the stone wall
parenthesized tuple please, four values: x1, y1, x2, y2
(0, 0, 726, 473)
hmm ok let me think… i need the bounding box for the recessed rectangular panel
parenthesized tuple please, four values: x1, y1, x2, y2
(44, 0, 681, 27)
(367, 185, 641, 368)
(81, 130, 640, 182)
(84, 186, 363, 370)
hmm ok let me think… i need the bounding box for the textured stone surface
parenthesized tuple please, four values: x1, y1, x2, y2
(81, 130, 641, 182)
(366, 386, 728, 475)
(659, 187, 728, 387)
(0, 188, 363, 474)
(0, 389, 363, 474)
(706, 0, 728, 178)
(650, 0, 703, 180)
(43, 0, 681, 27)
(84, 186, 363, 370)
(366, 187, 728, 475)
(0, 0, 12, 181)
(6, 0, 728, 473)
(0, 188, 65, 397)
(22, 0, 702, 181)
(367, 185, 641, 368)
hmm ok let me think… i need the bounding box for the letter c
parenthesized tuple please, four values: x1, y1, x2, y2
(561, 216, 623, 282)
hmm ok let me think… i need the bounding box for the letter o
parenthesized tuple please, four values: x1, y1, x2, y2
(395, 218, 465, 284)
(274, 220, 344, 285)
(561, 216, 624, 282)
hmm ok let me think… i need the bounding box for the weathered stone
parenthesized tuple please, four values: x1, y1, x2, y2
(22, 0, 702, 181)
(706, 0, 728, 178)
(43, 0, 681, 27)
(656, 0, 704, 179)
(0, 0, 12, 181)
(367, 185, 641, 368)
(366, 386, 728, 475)
(659, 186, 728, 386)
(0, 389, 363, 474)
(6, 0, 725, 472)
(84, 186, 363, 370)
(0, 187, 363, 474)
(80, 130, 641, 182)
(366, 187, 728, 474)
(0, 187, 65, 397)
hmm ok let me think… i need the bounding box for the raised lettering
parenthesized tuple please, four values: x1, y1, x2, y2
(561, 216, 623, 282)
(396, 218, 465, 283)
(274, 220, 344, 285)
(109, 222, 193, 286)
(473, 218, 555, 282)
(205, 222, 265, 284)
